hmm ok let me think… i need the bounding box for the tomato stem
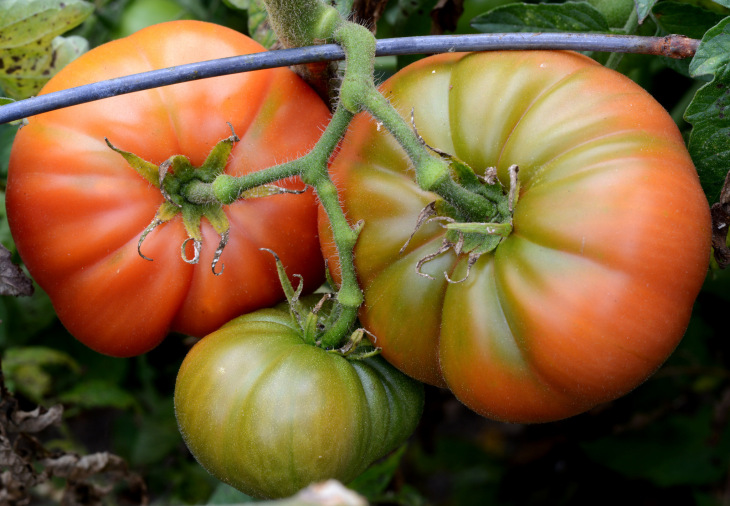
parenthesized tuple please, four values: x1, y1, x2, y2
(190, 2, 513, 348)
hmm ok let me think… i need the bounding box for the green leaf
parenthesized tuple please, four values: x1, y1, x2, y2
(635, 0, 659, 22)
(685, 66, 730, 203)
(0, 281, 57, 348)
(222, 0, 249, 9)
(470, 1, 609, 33)
(248, 0, 278, 49)
(3, 346, 80, 402)
(710, 0, 730, 8)
(0, 0, 94, 48)
(130, 398, 181, 466)
(653, 2, 726, 39)
(689, 16, 730, 77)
(582, 407, 730, 486)
(685, 16, 730, 203)
(348, 445, 407, 500)
(0, 0, 92, 99)
(0, 34, 89, 99)
(206, 482, 256, 504)
(0, 123, 18, 180)
(57, 379, 140, 411)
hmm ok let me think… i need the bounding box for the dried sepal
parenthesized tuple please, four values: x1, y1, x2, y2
(240, 184, 306, 199)
(211, 229, 229, 276)
(138, 217, 163, 262)
(260, 248, 307, 323)
(332, 328, 380, 358)
(181, 238, 202, 264)
(400, 201, 439, 254)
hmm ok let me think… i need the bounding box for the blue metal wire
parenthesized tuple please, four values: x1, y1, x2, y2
(0, 32, 697, 125)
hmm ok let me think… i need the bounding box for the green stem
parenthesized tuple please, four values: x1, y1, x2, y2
(335, 22, 498, 221)
(299, 106, 364, 349)
(262, 0, 342, 100)
(183, 161, 302, 205)
(190, 102, 363, 349)
(263, 0, 341, 46)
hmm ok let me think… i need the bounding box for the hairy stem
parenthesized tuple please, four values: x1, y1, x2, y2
(262, 0, 342, 101)
(334, 22, 498, 221)
(298, 106, 364, 348)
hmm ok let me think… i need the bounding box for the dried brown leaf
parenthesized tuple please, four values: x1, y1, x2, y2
(0, 245, 33, 297)
(9, 405, 63, 434)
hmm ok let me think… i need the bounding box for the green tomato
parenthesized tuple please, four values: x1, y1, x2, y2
(114, 0, 193, 38)
(174, 301, 424, 499)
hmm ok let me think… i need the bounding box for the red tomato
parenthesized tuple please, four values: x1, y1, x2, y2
(7, 20, 329, 357)
(320, 51, 711, 423)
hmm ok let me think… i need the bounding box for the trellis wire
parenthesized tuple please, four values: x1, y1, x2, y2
(0, 32, 698, 125)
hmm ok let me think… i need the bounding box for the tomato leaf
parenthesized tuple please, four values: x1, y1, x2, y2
(653, 2, 726, 39)
(685, 69, 730, 203)
(686, 17, 730, 202)
(689, 16, 730, 78)
(222, 0, 249, 9)
(0, 0, 92, 99)
(206, 482, 256, 504)
(470, 1, 609, 33)
(635, 0, 659, 23)
(348, 444, 407, 500)
(0, 0, 93, 47)
(248, 0, 278, 49)
(581, 407, 730, 487)
(57, 379, 140, 412)
(3, 346, 80, 403)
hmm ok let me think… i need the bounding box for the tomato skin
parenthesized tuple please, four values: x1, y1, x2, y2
(6, 20, 329, 357)
(174, 302, 424, 499)
(319, 51, 712, 423)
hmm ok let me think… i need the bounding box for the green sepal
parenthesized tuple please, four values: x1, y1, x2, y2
(447, 156, 480, 190)
(301, 311, 321, 346)
(105, 138, 160, 187)
(181, 204, 204, 242)
(160, 155, 196, 207)
(157, 201, 181, 222)
(445, 221, 513, 239)
(260, 248, 307, 320)
(198, 127, 239, 181)
(202, 205, 229, 235)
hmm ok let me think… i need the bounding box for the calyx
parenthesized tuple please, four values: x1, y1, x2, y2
(403, 157, 520, 283)
(106, 126, 299, 275)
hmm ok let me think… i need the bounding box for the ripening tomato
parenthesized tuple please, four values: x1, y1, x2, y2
(7, 20, 329, 357)
(319, 51, 711, 423)
(174, 300, 424, 499)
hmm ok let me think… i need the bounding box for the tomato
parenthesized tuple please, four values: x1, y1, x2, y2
(319, 51, 712, 423)
(7, 20, 329, 357)
(174, 299, 424, 499)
